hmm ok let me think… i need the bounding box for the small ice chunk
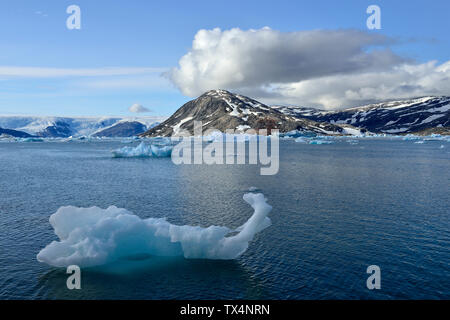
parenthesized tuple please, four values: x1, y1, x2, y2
(309, 139, 334, 145)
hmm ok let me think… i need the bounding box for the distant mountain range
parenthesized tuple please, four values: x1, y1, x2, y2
(273, 96, 450, 135)
(141, 90, 450, 137)
(0, 116, 164, 138)
(1, 92, 448, 138)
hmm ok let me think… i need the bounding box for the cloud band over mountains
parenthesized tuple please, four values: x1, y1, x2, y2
(168, 27, 450, 109)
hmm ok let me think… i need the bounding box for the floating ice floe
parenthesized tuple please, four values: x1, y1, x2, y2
(294, 136, 338, 144)
(36, 193, 272, 267)
(309, 139, 334, 145)
(294, 137, 307, 143)
(112, 142, 173, 158)
(402, 134, 421, 141)
(281, 130, 317, 138)
(19, 137, 44, 142)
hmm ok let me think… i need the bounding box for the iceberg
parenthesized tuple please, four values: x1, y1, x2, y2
(309, 139, 334, 145)
(150, 144, 172, 157)
(281, 130, 317, 138)
(294, 137, 307, 143)
(402, 135, 421, 141)
(36, 193, 272, 267)
(19, 137, 44, 142)
(112, 142, 173, 158)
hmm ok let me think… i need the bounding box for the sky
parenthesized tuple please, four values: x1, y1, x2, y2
(0, 0, 449, 116)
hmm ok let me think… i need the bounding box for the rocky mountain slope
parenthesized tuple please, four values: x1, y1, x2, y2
(275, 96, 450, 134)
(93, 121, 155, 137)
(141, 90, 350, 137)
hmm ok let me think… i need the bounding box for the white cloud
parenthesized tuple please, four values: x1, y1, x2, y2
(0, 66, 166, 78)
(79, 75, 174, 90)
(261, 60, 450, 109)
(168, 27, 450, 109)
(129, 103, 151, 113)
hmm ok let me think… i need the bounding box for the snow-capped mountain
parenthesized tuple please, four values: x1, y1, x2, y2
(141, 89, 350, 137)
(0, 116, 165, 138)
(275, 96, 450, 134)
(93, 121, 160, 137)
(3, 94, 447, 138)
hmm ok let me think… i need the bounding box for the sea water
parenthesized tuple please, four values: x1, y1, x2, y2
(0, 138, 448, 299)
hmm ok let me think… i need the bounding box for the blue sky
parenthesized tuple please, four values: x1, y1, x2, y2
(0, 0, 449, 116)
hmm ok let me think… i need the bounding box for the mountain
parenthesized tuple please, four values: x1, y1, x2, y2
(3, 94, 447, 138)
(0, 116, 165, 138)
(93, 121, 153, 137)
(141, 90, 351, 137)
(0, 127, 34, 138)
(275, 96, 450, 134)
(36, 120, 73, 138)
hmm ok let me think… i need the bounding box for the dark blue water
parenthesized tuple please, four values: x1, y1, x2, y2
(0, 138, 449, 299)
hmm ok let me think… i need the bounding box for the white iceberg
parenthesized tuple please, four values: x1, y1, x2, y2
(19, 137, 44, 142)
(402, 135, 421, 141)
(112, 142, 172, 158)
(294, 137, 307, 143)
(309, 139, 334, 145)
(37, 193, 272, 268)
(150, 144, 173, 157)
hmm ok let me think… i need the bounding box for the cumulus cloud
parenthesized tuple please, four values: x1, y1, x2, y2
(168, 27, 450, 109)
(265, 60, 450, 109)
(129, 103, 151, 113)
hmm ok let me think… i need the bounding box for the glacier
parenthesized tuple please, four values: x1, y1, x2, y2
(0, 116, 165, 137)
(36, 193, 272, 267)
